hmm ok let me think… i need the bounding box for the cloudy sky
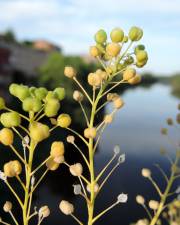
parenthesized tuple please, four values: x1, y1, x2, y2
(0, 0, 180, 75)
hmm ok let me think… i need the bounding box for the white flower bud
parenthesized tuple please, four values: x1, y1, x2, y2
(149, 200, 159, 210)
(3, 201, 12, 212)
(141, 168, 151, 178)
(117, 193, 128, 203)
(136, 195, 145, 205)
(59, 200, 74, 215)
(39, 205, 50, 218)
(69, 163, 83, 177)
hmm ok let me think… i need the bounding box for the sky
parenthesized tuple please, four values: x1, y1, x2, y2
(0, 0, 180, 75)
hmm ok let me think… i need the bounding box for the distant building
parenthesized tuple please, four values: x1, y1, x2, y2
(33, 40, 61, 52)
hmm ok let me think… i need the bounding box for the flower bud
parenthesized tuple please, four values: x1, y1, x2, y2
(149, 200, 159, 210)
(4, 160, 22, 177)
(44, 98, 60, 117)
(89, 46, 100, 57)
(136, 50, 148, 63)
(0, 128, 14, 146)
(128, 75, 141, 85)
(3, 201, 12, 212)
(129, 26, 143, 41)
(88, 73, 102, 87)
(9, 83, 19, 96)
(66, 135, 75, 144)
(84, 127, 97, 139)
(87, 183, 99, 193)
(123, 68, 136, 81)
(50, 141, 65, 158)
(94, 29, 107, 44)
(22, 97, 42, 113)
(106, 43, 121, 57)
(73, 90, 84, 102)
(136, 195, 145, 205)
(59, 200, 74, 215)
(113, 97, 124, 109)
(34, 87, 48, 100)
(96, 69, 108, 81)
(0, 97, 5, 110)
(46, 157, 60, 171)
(57, 114, 72, 128)
(45, 91, 57, 101)
(64, 66, 76, 78)
(69, 163, 83, 176)
(39, 206, 50, 218)
(0, 112, 21, 128)
(53, 87, 65, 101)
(141, 168, 151, 178)
(29, 122, 50, 143)
(104, 114, 113, 124)
(110, 28, 124, 43)
(9, 84, 30, 101)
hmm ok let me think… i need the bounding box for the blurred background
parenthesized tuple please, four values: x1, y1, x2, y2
(0, 0, 180, 224)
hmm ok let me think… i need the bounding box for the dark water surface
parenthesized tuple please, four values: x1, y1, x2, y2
(0, 84, 179, 225)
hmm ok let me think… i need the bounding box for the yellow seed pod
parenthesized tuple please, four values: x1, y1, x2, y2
(50, 141, 65, 158)
(59, 200, 74, 215)
(39, 206, 50, 218)
(136, 195, 145, 205)
(89, 46, 100, 57)
(4, 160, 22, 177)
(106, 43, 121, 57)
(141, 168, 151, 178)
(104, 114, 113, 124)
(88, 73, 102, 87)
(123, 68, 136, 81)
(66, 135, 75, 144)
(13, 160, 22, 176)
(96, 69, 108, 81)
(69, 163, 83, 176)
(3, 201, 12, 212)
(57, 114, 72, 128)
(149, 200, 159, 210)
(0, 128, 14, 146)
(73, 90, 84, 102)
(29, 122, 50, 143)
(113, 97, 124, 109)
(86, 183, 99, 193)
(84, 127, 97, 139)
(64, 66, 77, 78)
(46, 157, 60, 171)
(128, 75, 141, 85)
(107, 93, 119, 101)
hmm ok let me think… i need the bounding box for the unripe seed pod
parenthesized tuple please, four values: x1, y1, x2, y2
(136, 60, 147, 68)
(141, 168, 151, 178)
(45, 91, 57, 101)
(59, 200, 74, 215)
(104, 114, 113, 124)
(34, 87, 48, 100)
(0, 128, 14, 146)
(73, 90, 84, 102)
(129, 26, 143, 41)
(84, 127, 97, 139)
(88, 73, 102, 87)
(39, 206, 50, 218)
(64, 66, 76, 78)
(69, 163, 83, 176)
(44, 98, 60, 117)
(149, 200, 159, 210)
(9, 84, 30, 100)
(106, 43, 121, 57)
(94, 29, 107, 44)
(123, 68, 136, 81)
(128, 75, 141, 85)
(0, 97, 5, 110)
(22, 97, 42, 113)
(135, 45, 145, 54)
(29, 122, 50, 143)
(89, 46, 100, 57)
(136, 195, 145, 205)
(9, 83, 19, 96)
(136, 50, 148, 62)
(29, 87, 36, 95)
(50, 141, 65, 158)
(57, 114, 71, 128)
(46, 157, 59, 171)
(53, 87, 65, 101)
(0, 112, 21, 128)
(113, 97, 124, 109)
(110, 28, 124, 43)
(3, 201, 12, 212)
(4, 160, 22, 177)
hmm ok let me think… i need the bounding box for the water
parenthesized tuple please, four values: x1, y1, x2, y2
(0, 84, 179, 225)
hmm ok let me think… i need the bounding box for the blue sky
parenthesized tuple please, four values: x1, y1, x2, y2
(0, 0, 180, 75)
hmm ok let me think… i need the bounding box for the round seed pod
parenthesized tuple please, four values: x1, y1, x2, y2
(64, 66, 77, 79)
(57, 114, 72, 128)
(9, 84, 30, 101)
(128, 75, 141, 85)
(110, 28, 124, 43)
(59, 200, 74, 215)
(3, 201, 12, 212)
(94, 29, 107, 44)
(107, 93, 119, 101)
(9, 83, 19, 96)
(149, 200, 159, 210)
(4, 160, 22, 177)
(104, 114, 113, 124)
(96, 69, 108, 81)
(69, 163, 83, 177)
(45, 91, 57, 101)
(136, 60, 147, 68)
(53, 155, 65, 164)
(73, 90, 84, 102)
(113, 97, 124, 109)
(39, 206, 50, 218)
(0, 112, 21, 128)
(136, 195, 145, 205)
(84, 127, 97, 139)
(88, 73, 102, 87)
(66, 135, 75, 144)
(46, 157, 59, 171)
(44, 98, 60, 117)
(22, 97, 42, 113)
(106, 43, 121, 57)
(141, 168, 151, 178)
(129, 26, 143, 41)
(53, 87, 65, 101)
(29, 122, 50, 143)
(0, 97, 5, 110)
(123, 68, 136, 81)
(0, 128, 14, 146)
(136, 50, 148, 63)
(134, 45, 145, 54)
(50, 141, 65, 158)
(86, 183, 99, 193)
(89, 46, 100, 57)
(34, 87, 48, 100)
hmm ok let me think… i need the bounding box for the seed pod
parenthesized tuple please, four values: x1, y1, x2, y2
(59, 200, 74, 215)
(4, 160, 22, 177)
(73, 90, 84, 102)
(134, 45, 145, 54)
(44, 98, 60, 117)
(9, 83, 19, 96)
(0, 128, 14, 146)
(106, 43, 121, 57)
(84, 127, 97, 139)
(88, 73, 102, 87)
(69, 163, 83, 176)
(166, 118, 173, 125)
(22, 97, 42, 113)
(107, 93, 119, 101)
(66, 135, 75, 144)
(123, 68, 136, 81)
(29, 122, 50, 143)
(113, 97, 124, 109)
(136, 60, 147, 68)
(86, 183, 99, 193)
(50, 141, 65, 158)
(9, 84, 30, 101)
(96, 69, 108, 81)
(136, 50, 148, 63)
(110, 28, 124, 43)
(3, 201, 12, 212)
(34, 87, 48, 100)
(53, 87, 65, 101)
(0, 112, 21, 128)
(104, 114, 113, 124)
(53, 155, 65, 164)
(89, 46, 100, 57)
(64, 66, 77, 78)
(0, 97, 5, 110)
(46, 157, 60, 171)
(128, 75, 141, 85)
(94, 29, 107, 44)
(39, 206, 50, 218)
(141, 168, 151, 178)
(129, 26, 143, 41)
(57, 114, 72, 128)
(149, 200, 159, 210)
(136, 195, 145, 205)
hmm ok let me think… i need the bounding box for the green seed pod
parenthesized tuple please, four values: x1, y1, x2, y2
(136, 50, 148, 62)
(44, 98, 60, 117)
(29, 87, 36, 96)
(94, 29, 107, 44)
(136, 60, 147, 68)
(45, 91, 57, 101)
(106, 43, 121, 57)
(29, 122, 50, 143)
(34, 87, 48, 100)
(57, 114, 71, 128)
(53, 87, 65, 101)
(10, 84, 30, 101)
(110, 28, 124, 43)
(0, 112, 21, 128)
(22, 97, 42, 112)
(129, 26, 143, 41)
(125, 56, 134, 65)
(9, 83, 19, 96)
(0, 97, 5, 110)
(134, 45, 145, 54)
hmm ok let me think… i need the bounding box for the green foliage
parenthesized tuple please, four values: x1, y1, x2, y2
(3, 29, 16, 43)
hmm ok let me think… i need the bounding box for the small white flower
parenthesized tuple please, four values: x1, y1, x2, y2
(117, 193, 128, 203)
(113, 145, 120, 155)
(0, 171, 7, 182)
(73, 184, 82, 195)
(118, 154, 125, 164)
